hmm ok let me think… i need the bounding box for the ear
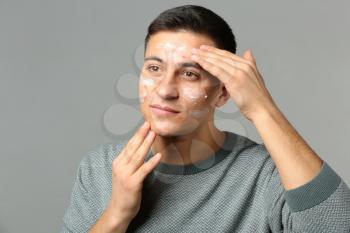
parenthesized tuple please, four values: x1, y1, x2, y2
(214, 83, 230, 108)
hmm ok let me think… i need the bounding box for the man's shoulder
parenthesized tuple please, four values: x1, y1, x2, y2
(226, 131, 268, 156)
(225, 131, 277, 185)
(227, 131, 273, 168)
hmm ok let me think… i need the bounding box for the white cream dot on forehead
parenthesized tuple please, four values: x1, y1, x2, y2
(154, 42, 192, 61)
(164, 42, 176, 49)
(175, 46, 187, 52)
(155, 42, 176, 49)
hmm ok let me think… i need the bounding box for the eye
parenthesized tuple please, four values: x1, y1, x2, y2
(182, 71, 200, 80)
(147, 65, 161, 73)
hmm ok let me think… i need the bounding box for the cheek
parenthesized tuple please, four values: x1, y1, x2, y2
(180, 86, 211, 118)
(181, 86, 208, 104)
(139, 74, 157, 103)
(181, 79, 223, 118)
(142, 77, 156, 87)
(182, 87, 208, 102)
(138, 82, 147, 104)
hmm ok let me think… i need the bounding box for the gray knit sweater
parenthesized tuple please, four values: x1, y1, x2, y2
(61, 131, 350, 232)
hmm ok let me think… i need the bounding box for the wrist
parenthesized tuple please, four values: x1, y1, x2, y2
(251, 101, 282, 126)
(89, 204, 132, 233)
(104, 204, 133, 231)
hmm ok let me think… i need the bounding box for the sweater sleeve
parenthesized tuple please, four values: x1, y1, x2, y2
(60, 158, 94, 233)
(60, 143, 117, 233)
(265, 159, 350, 233)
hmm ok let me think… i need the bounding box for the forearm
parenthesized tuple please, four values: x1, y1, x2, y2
(252, 103, 323, 191)
(88, 204, 132, 233)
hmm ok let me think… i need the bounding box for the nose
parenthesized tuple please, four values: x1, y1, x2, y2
(156, 71, 179, 100)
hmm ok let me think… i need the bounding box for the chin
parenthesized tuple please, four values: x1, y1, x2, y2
(150, 121, 176, 136)
(150, 120, 200, 137)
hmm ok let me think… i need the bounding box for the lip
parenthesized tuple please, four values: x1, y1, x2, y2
(150, 104, 179, 113)
(150, 104, 180, 116)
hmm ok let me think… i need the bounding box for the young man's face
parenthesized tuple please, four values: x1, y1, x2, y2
(139, 30, 227, 137)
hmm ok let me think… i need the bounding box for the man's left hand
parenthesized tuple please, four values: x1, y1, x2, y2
(191, 45, 277, 123)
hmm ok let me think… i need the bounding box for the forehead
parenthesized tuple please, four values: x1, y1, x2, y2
(145, 30, 215, 55)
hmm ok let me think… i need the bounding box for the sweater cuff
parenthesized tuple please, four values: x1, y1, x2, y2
(284, 161, 341, 212)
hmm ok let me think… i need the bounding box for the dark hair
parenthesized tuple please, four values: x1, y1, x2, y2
(144, 5, 237, 54)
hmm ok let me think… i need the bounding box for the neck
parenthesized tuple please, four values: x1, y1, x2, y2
(151, 121, 226, 165)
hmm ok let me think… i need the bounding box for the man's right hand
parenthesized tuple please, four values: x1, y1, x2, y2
(109, 120, 161, 221)
(89, 121, 161, 233)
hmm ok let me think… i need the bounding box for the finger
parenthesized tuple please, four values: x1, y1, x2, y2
(199, 45, 256, 70)
(133, 153, 162, 183)
(191, 54, 239, 84)
(193, 47, 250, 69)
(195, 46, 261, 83)
(122, 121, 151, 163)
(193, 53, 261, 88)
(243, 49, 257, 66)
(194, 50, 244, 72)
(127, 130, 156, 171)
(198, 46, 258, 75)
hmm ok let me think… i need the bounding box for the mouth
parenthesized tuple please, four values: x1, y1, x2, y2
(150, 104, 180, 116)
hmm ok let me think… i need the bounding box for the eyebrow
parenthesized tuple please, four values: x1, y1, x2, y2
(144, 56, 203, 70)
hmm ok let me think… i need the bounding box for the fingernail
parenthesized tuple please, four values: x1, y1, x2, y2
(154, 153, 161, 160)
(143, 121, 149, 128)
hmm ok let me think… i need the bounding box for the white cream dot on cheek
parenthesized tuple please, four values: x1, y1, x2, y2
(181, 87, 210, 118)
(142, 77, 155, 87)
(182, 87, 208, 101)
(140, 75, 157, 88)
(139, 75, 155, 103)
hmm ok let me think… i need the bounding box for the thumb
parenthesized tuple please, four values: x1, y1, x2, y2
(243, 49, 256, 64)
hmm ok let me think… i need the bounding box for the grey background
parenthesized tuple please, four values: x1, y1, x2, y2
(0, 0, 349, 232)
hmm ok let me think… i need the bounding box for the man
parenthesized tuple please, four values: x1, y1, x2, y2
(61, 5, 350, 233)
